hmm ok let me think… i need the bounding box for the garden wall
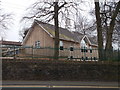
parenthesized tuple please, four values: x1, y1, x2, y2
(2, 59, 119, 81)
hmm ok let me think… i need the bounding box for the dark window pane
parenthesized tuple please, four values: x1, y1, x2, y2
(70, 47, 73, 51)
(60, 46, 64, 50)
(90, 49, 92, 53)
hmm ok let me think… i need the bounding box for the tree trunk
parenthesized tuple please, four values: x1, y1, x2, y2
(54, 2, 59, 60)
(94, 1, 104, 60)
(105, 1, 120, 60)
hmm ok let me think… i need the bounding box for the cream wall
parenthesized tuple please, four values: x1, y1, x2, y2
(24, 25, 54, 47)
(23, 24, 54, 56)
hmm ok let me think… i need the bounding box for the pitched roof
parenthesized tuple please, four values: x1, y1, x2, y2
(35, 20, 79, 43)
(72, 31, 85, 42)
(88, 36, 98, 45)
(23, 20, 98, 46)
(0, 40, 22, 46)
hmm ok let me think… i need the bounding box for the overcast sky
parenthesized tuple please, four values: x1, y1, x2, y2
(0, 0, 118, 49)
(1, 0, 37, 41)
(0, 0, 95, 42)
(1, 0, 117, 42)
(0, 0, 94, 42)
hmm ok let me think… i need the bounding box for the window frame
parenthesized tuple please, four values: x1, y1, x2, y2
(35, 41, 40, 48)
(59, 41, 64, 50)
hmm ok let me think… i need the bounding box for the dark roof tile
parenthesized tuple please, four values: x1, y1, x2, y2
(26, 20, 97, 45)
(36, 20, 80, 42)
(0, 40, 22, 46)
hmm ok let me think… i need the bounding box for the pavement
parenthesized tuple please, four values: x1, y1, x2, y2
(1, 81, 120, 88)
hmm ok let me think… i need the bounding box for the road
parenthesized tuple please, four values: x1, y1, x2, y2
(1, 81, 120, 88)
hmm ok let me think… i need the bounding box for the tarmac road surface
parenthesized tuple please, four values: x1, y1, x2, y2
(1, 81, 119, 88)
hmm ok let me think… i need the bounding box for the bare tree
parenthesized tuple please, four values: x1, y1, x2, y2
(94, 0, 120, 60)
(94, 0, 104, 60)
(54, 1, 60, 60)
(74, 12, 96, 36)
(19, 28, 29, 41)
(115, 14, 120, 48)
(0, 1, 13, 39)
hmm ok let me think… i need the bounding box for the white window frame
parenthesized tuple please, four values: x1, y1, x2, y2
(59, 41, 63, 47)
(35, 41, 40, 48)
(80, 39, 88, 49)
(59, 41, 64, 50)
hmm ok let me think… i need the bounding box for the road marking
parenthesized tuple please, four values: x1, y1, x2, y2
(53, 85, 119, 88)
(1, 85, 119, 88)
(1, 85, 48, 88)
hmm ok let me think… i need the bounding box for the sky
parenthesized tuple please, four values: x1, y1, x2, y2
(0, 0, 94, 42)
(0, 0, 118, 49)
(0, 0, 37, 41)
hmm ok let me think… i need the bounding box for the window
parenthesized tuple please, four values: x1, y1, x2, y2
(90, 46, 92, 53)
(90, 49, 92, 53)
(60, 41, 63, 50)
(81, 39, 87, 48)
(81, 56, 84, 60)
(93, 57, 96, 60)
(80, 39, 88, 52)
(85, 57, 88, 60)
(35, 41, 40, 48)
(70, 46, 74, 51)
(81, 46, 88, 52)
(60, 41, 63, 46)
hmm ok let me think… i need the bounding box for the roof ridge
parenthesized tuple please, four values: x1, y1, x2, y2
(35, 19, 70, 31)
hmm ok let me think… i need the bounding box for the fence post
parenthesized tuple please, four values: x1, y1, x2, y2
(84, 46, 86, 61)
(32, 46, 33, 59)
(70, 46, 74, 60)
(14, 45, 16, 59)
(118, 48, 119, 61)
(90, 48, 92, 61)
